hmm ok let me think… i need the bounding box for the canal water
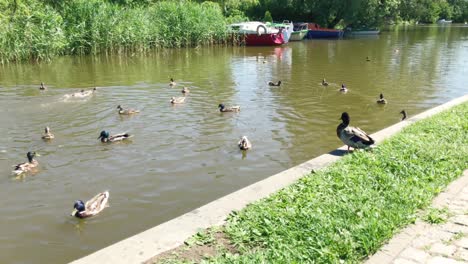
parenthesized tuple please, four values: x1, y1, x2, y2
(0, 25, 467, 264)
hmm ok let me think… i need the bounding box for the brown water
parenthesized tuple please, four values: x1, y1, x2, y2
(0, 25, 467, 264)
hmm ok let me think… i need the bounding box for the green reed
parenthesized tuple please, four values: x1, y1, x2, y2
(0, 0, 232, 63)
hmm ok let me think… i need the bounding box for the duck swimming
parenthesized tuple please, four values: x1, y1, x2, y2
(70, 88, 96, 98)
(238, 136, 252, 150)
(400, 110, 407, 120)
(98, 131, 132, 143)
(376, 93, 387, 104)
(39, 82, 47, 90)
(181, 86, 190, 94)
(218, 104, 240, 112)
(169, 78, 176, 87)
(366, 56, 371, 62)
(71, 191, 109, 218)
(322, 79, 329, 86)
(268, 81, 282, 87)
(41, 127, 54, 140)
(337, 112, 375, 152)
(339, 84, 348, 93)
(117, 105, 140, 115)
(12, 152, 39, 176)
(170, 97, 186, 104)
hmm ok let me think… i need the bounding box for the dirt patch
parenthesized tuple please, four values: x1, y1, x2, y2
(145, 229, 238, 264)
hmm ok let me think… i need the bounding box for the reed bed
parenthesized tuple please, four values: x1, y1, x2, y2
(0, 0, 231, 63)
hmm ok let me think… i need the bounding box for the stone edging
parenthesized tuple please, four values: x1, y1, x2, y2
(70, 94, 468, 264)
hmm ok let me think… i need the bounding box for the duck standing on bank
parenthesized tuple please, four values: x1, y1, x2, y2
(117, 105, 140, 115)
(377, 93, 387, 104)
(71, 191, 109, 218)
(238, 136, 252, 150)
(337, 112, 375, 152)
(268, 80, 282, 87)
(218, 104, 240, 112)
(98, 131, 132, 143)
(42, 127, 54, 140)
(12, 152, 40, 175)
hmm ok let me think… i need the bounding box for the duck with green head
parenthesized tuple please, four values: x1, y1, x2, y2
(218, 103, 240, 112)
(71, 191, 109, 218)
(377, 93, 387, 104)
(13, 152, 40, 175)
(337, 112, 375, 152)
(98, 130, 132, 143)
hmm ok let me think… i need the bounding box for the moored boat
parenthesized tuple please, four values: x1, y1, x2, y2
(345, 29, 380, 36)
(269, 20, 294, 43)
(437, 19, 452, 24)
(229, 22, 284, 46)
(306, 23, 344, 38)
(290, 23, 308, 41)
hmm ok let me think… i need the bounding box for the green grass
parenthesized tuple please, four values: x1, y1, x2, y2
(199, 103, 468, 263)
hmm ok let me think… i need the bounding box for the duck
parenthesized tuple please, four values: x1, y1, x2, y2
(339, 84, 348, 93)
(169, 78, 176, 87)
(181, 86, 190, 94)
(238, 136, 252, 150)
(98, 130, 133, 143)
(366, 56, 371, 62)
(39, 82, 47, 90)
(71, 87, 96, 98)
(322, 79, 329, 86)
(71, 191, 109, 218)
(117, 105, 140, 115)
(400, 110, 407, 120)
(268, 80, 282, 87)
(41, 127, 54, 140)
(376, 93, 387, 104)
(170, 96, 186, 104)
(337, 112, 375, 152)
(218, 104, 240, 112)
(12, 152, 40, 176)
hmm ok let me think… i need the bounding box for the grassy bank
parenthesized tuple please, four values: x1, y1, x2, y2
(0, 0, 235, 63)
(154, 102, 468, 263)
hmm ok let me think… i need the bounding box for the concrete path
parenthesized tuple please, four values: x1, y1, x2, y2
(366, 170, 468, 264)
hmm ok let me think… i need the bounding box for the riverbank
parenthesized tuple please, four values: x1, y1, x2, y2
(147, 101, 467, 263)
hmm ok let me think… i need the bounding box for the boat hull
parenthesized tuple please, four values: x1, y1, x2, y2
(290, 30, 308, 41)
(307, 30, 343, 38)
(242, 33, 284, 46)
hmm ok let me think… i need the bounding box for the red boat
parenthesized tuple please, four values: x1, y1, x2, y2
(229, 22, 285, 46)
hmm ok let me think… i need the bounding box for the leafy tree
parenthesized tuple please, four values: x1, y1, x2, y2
(263, 10, 272, 22)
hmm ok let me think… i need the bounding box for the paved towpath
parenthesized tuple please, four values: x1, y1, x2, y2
(366, 170, 468, 264)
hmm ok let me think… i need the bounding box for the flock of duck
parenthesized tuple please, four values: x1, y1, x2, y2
(13, 76, 408, 219)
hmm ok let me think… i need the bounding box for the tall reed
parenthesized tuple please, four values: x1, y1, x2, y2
(0, 0, 232, 63)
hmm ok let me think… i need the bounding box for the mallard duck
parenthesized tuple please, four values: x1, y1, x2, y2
(98, 130, 132, 143)
(169, 78, 176, 87)
(117, 105, 140, 115)
(39, 82, 47, 90)
(71, 191, 109, 218)
(337, 112, 375, 152)
(41, 127, 54, 140)
(366, 56, 371, 62)
(238, 136, 252, 150)
(377, 93, 387, 104)
(322, 79, 329, 86)
(218, 104, 240, 112)
(170, 97, 186, 104)
(268, 81, 282, 87)
(12, 152, 40, 175)
(339, 84, 348, 93)
(181, 86, 190, 94)
(400, 110, 407, 120)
